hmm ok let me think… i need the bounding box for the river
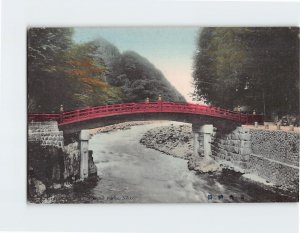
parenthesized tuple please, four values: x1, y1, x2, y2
(47, 121, 296, 203)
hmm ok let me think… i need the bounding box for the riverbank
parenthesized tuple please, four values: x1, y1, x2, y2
(89, 120, 167, 135)
(140, 123, 193, 160)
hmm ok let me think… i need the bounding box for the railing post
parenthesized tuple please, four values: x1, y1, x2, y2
(157, 95, 162, 112)
(237, 106, 241, 123)
(76, 110, 80, 120)
(59, 104, 64, 123)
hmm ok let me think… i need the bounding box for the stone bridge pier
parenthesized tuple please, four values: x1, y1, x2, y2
(78, 129, 98, 180)
(192, 123, 220, 172)
(192, 124, 214, 159)
(79, 130, 91, 179)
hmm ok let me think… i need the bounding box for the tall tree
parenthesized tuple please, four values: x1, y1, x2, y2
(62, 42, 123, 109)
(27, 28, 74, 112)
(193, 27, 299, 117)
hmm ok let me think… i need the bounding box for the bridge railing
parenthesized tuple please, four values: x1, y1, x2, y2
(28, 102, 264, 125)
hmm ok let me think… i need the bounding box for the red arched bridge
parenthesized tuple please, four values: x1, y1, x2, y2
(28, 102, 264, 180)
(28, 102, 263, 127)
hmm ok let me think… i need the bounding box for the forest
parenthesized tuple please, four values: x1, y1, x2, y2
(27, 28, 185, 113)
(193, 27, 299, 118)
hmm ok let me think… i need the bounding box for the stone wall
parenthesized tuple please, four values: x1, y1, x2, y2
(28, 121, 81, 180)
(28, 142, 80, 183)
(28, 121, 64, 148)
(250, 130, 299, 167)
(211, 127, 252, 171)
(211, 127, 299, 192)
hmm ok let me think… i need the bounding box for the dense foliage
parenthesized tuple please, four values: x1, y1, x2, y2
(193, 27, 299, 117)
(109, 51, 185, 103)
(28, 28, 185, 113)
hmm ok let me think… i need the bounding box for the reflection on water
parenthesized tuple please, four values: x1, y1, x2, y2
(47, 122, 297, 203)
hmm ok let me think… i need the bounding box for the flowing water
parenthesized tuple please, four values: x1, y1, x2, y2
(47, 121, 296, 203)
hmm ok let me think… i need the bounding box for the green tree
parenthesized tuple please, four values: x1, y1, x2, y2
(27, 29, 122, 112)
(62, 42, 123, 109)
(193, 27, 299, 117)
(27, 28, 74, 112)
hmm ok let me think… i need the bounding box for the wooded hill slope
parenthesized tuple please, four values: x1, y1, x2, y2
(28, 28, 185, 113)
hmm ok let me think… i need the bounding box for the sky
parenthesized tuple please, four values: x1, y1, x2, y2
(73, 27, 201, 102)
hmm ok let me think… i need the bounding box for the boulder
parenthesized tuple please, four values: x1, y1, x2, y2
(29, 178, 46, 197)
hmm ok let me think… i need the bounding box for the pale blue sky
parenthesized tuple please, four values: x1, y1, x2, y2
(73, 27, 201, 102)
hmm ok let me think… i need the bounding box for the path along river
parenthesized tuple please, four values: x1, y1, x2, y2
(51, 121, 295, 203)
